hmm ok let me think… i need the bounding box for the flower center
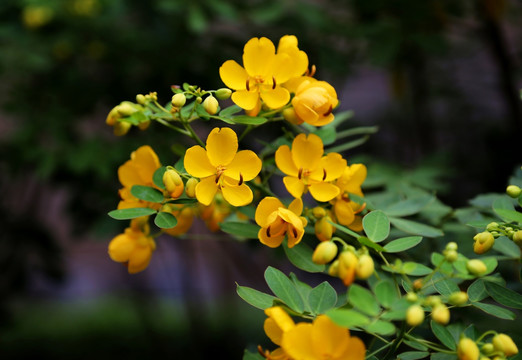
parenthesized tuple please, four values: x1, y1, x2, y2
(215, 165, 226, 183)
(246, 76, 276, 91)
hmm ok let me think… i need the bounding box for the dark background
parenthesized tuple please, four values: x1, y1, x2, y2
(0, 0, 521, 358)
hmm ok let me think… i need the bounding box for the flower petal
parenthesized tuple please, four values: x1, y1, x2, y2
(309, 182, 340, 202)
(309, 153, 346, 182)
(243, 37, 276, 78)
(108, 233, 134, 262)
(184, 146, 215, 178)
(195, 176, 218, 206)
(293, 100, 319, 125)
(275, 145, 298, 177)
(258, 227, 285, 248)
(132, 146, 161, 183)
(232, 90, 260, 111)
(283, 176, 305, 199)
(264, 307, 295, 345)
(291, 133, 323, 171)
(271, 53, 294, 84)
(339, 336, 366, 360)
(255, 197, 284, 227)
(334, 200, 356, 226)
(225, 150, 262, 181)
(206, 127, 238, 167)
(260, 86, 290, 109)
(348, 216, 363, 232)
(118, 162, 143, 188)
(311, 315, 350, 359)
(127, 245, 152, 274)
(219, 60, 248, 90)
(221, 183, 253, 206)
(288, 197, 303, 216)
(282, 323, 315, 360)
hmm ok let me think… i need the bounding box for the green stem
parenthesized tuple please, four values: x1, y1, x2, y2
(182, 121, 205, 147)
(239, 125, 254, 141)
(476, 330, 497, 343)
(153, 118, 190, 136)
(366, 342, 394, 359)
(404, 334, 456, 354)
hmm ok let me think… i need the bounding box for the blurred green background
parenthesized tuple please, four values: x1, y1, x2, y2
(0, 0, 521, 358)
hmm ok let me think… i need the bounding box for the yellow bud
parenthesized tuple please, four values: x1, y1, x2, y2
(338, 251, 358, 286)
(113, 121, 131, 136)
(493, 334, 518, 357)
(513, 230, 522, 244)
(312, 241, 338, 264)
(444, 249, 458, 262)
(473, 232, 495, 254)
(406, 305, 425, 327)
(413, 279, 424, 291)
(171, 93, 186, 108)
(312, 206, 326, 219)
(482, 343, 495, 356)
(136, 94, 146, 104)
(138, 120, 150, 131)
(203, 95, 219, 115)
(448, 291, 469, 306)
(355, 254, 375, 279)
(486, 222, 499, 232)
(196, 96, 203, 104)
(328, 260, 340, 277)
(282, 107, 303, 125)
(315, 216, 334, 242)
(215, 88, 232, 100)
(506, 185, 521, 198)
(406, 293, 418, 302)
(446, 242, 458, 251)
(426, 295, 442, 307)
(467, 259, 487, 276)
(106, 106, 120, 126)
(185, 177, 198, 198)
(431, 304, 450, 325)
(116, 102, 136, 117)
(458, 338, 480, 360)
(163, 169, 184, 198)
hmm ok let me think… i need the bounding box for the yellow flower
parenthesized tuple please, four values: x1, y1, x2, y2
(117, 145, 162, 210)
(184, 127, 262, 207)
(277, 35, 309, 82)
(281, 315, 366, 360)
(200, 194, 232, 232)
(275, 133, 346, 202)
(264, 307, 296, 346)
(108, 217, 156, 274)
(162, 204, 195, 236)
(338, 251, 358, 286)
(219, 37, 296, 115)
(255, 197, 307, 248)
(332, 164, 367, 227)
(291, 79, 339, 127)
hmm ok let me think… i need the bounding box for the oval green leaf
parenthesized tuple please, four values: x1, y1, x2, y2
(467, 279, 488, 302)
(131, 185, 164, 203)
(365, 320, 396, 335)
(472, 302, 516, 320)
(484, 281, 522, 309)
(389, 217, 443, 238)
(152, 166, 167, 189)
(232, 115, 268, 125)
(236, 284, 277, 310)
(349, 284, 381, 316)
(430, 320, 456, 350)
(325, 309, 370, 328)
(374, 281, 399, 308)
(154, 212, 178, 229)
(264, 267, 304, 313)
(220, 222, 260, 238)
(363, 210, 390, 242)
(434, 278, 460, 296)
(108, 207, 157, 220)
(383, 236, 422, 253)
(283, 241, 325, 273)
(308, 282, 338, 315)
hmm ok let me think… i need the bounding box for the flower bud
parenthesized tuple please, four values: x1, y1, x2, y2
(426, 295, 442, 307)
(312, 241, 338, 264)
(473, 232, 495, 254)
(355, 254, 375, 279)
(163, 169, 184, 198)
(315, 216, 334, 242)
(312, 206, 326, 219)
(446, 242, 458, 251)
(106, 106, 120, 126)
(215, 88, 232, 100)
(486, 222, 499, 232)
(458, 338, 480, 360)
(203, 95, 219, 115)
(448, 291, 469, 306)
(406, 305, 425, 327)
(138, 120, 150, 130)
(467, 259, 487, 276)
(431, 304, 450, 325)
(185, 177, 198, 198)
(282, 107, 303, 125)
(445, 249, 458, 262)
(171, 93, 186, 107)
(136, 94, 146, 104)
(113, 121, 131, 136)
(338, 251, 358, 286)
(117, 102, 137, 117)
(328, 260, 340, 277)
(482, 343, 495, 356)
(406, 293, 418, 302)
(413, 279, 423, 291)
(506, 185, 522, 198)
(512, 230, 522, 243)
(196, 96, 203, 104)
(493, 333, 518, 357)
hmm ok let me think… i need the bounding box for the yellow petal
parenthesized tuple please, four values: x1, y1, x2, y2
(277, 35, 298, 50)
(264, 318, 284, 346)
(316, 153, 347, 182)
(245, 98, 261, 117)
(118, 161, 143, 188)
(225, 150, 262, 181)
(338, 336, 366, 360)
(127, 246, 152, 274)
(221, 182, 253, 206)
(288, 197, 303, 216)
(275, 145, 298, 177)
(334, 200, 355, 226)
(271, 53, 294, 84)
(108, 233, 134, 262)
(243, 37, 276, 78)
(184, 146, 215, 178)
(232, 89, 260, 111)
(258, 227, 285, 248)
(311, 315, 349, 359)
(278, 208, 305, 248)
(132, 146, 161, 183)
(291, 133, 323, 171)
(348, 216, 363, 232)
(283, 176, 305, 199)
(255, 197, 284, 227)
(206, 127, 238, 167)
(195, 176, 218, 206)
(260, 86, 290, 109)
(282, 323, 315, 360)
(309, 182, 340, 202)
(219, 60, 248, 90)
(293, 100, 319, 125)
(264, 307, 295, 345)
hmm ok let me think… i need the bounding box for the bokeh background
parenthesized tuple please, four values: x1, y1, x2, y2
(1, 0, 521, 358)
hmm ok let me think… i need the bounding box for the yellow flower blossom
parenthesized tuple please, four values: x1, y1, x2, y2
(255, 197, 307, 248)
(291, 79, 338, 127)
(281, 315, 366, 360)
(117, 145, 162, 210)
(277, 35, 309, 82)
(108, 217, 156, 274)
(200, 194, 232, 232)
(264, 307, 296, 346)
(275, 133, 346, 202)
(219, 37, 296, 116)
(162, 204, 195, 236)
(184, 127, 262, 207)
(331, 164, 367, 228)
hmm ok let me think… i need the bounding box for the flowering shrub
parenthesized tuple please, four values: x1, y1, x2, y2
(104, 35, 522, 360)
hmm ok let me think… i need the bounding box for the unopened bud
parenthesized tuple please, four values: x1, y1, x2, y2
(506, 185, 522, 198)
(458, 338, 480, 360)
(315, 216, 334, 242)
(312, 241, 338, 264)
(431, 304, 450, 325)
(283, 107, 303, 125)
(486, 222, 499, 232)
(338, 251, 358, 286)
(467, 259, 487, 276)
(473, 232, 495, 254)
(513, 230, 522, 244)
(215, 88, 232, 100)
(138, 120, 150, 131)
(426, 295, 442, 307)
(171, 93, 186, 108)
(493, 334, 519, 357)
(481, 344, 495, 356)
(413, 279, 423, 291)
(445, 249, 458, 262)
(116, 102, 136, 117)
(163, 169, 184, 198)
(448, 291, 468, 306)
(312, 206, 326, 219)
(355, 254, 374, 279)
(446, 242, 458, 251)
(202, 95, 219, 115)
(185, 177, 198, 198)
(406, 305, 425, 327)
(406, 293, 418, 302)
(328, 260, 340, 277)
(196, 96, 202, 104)
(136, 94, 146, 104)
(106, 106, 120, 126)
(113, 121, 131, 136)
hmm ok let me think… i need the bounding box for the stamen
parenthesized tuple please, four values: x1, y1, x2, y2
(298, 168, 303, 179)
(238, 173, 244, 186)
(246, 78, 250, 91)
(323, 105, 333, 117)
(309, 64, 316, 77)
(272, 77, 276, 90)
(257, 345, 269, 359)
(266, 226, 271, 237)
(215, 173, 222, 183)
(322, 168, 327, 181)
(292, 227, 298, 238)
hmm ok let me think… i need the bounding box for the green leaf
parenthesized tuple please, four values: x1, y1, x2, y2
(389, 217, 443, 237)
(434, 278, 460, 296)
(365, 320, 396, 335)
(313, 127, 336, 145)
(397, 351, 429, 360)
(124, 111, 147, 125)
(220, 222, 260, 238)
(166, 198, 198, 205)
(233, 115, 268, 125)
(236, 284, 277, 310)
(493, 236, 521, 258)
(289, 273, 312, 313)
(363, 210, 390, 242)
(374, 281, 398, 308)
(108, 207, 157, 220)
(383, 236, 422, 253)
(467, 279, 487, 302)
(349, 284, 381, 316)
(219, 105, 242, 117)
(383, 195, 434, 217)
(482, 257, 498, 275)
(403, 340, 428, 351)
(402, 262, 433, 276)
(264, 267, 304, 313)
(308, 282, 338, 315)
(430, 253, 453, 273)
(326, 136, 369, 153)
(243, 349, 265, 360)
(356, 236, 386, 252)
(430, 354, 457, 360)
(431, 320, 457, 350)
(154, 212, 178, 229)
(130, 185, 164, 203)
(484, 281, 522, 309)
(152, 166, 167, 189)
(494, 209, 522, 223)
(283, 241, 325, 273)
(326, 309, 370, 328)
(472, 302, 516, 320)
